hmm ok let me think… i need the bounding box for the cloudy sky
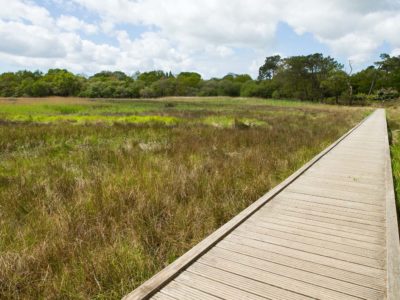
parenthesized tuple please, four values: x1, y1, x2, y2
(1, 0, 400, 78)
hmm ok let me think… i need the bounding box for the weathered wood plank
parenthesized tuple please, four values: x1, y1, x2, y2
(276, 191, 385, 213)
(258, 209, 385, 233)
(225, 234, 386, 278)
(272, 195, 384, 219)
(245, 218, 385, 251)
(262, 201, 385, 226)
(255, 210, 383, 237)
(217, 239, 386, 290)
(174, 271, 268, 300)
(203, 248, 385, 299)
(157, 281, 220, 300)
(187, 262, 312, 300)
(232, 229, 386, 269)
(251, 214, 385, 244)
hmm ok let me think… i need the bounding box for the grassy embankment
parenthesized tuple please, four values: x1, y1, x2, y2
(0, 97, 368, 299)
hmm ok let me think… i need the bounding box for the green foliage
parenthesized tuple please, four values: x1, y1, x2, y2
(321, 70, 349, 104)
(258, 55, 282, 80)
(375, 88, 399, 100)
(0, 53, 399, 104)
(386, 108, 400, 237)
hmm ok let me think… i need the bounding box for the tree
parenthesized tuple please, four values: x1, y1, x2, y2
(270, 53, 343, 101)
(375, 53, 400, 91)
(138, 71, 168, 86)
(176, 72, 201, 95)
(258, 55, 281, 80)
(321, 70, 348, 104)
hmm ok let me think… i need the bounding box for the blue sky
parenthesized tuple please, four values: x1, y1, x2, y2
(0, 0, 400, 78)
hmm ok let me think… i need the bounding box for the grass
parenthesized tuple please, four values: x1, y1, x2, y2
(0, 97, 368, 299)
(385, 104, 400, 226)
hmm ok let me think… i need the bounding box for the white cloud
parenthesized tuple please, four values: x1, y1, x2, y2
(0, 0, 54, 27)
(0, 20, 66, 58)
(1, 0, 400, 77)
(70, 0, 400, 68)
(56, 15, 98, 34)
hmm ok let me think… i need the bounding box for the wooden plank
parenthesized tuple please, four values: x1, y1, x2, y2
(262, 203, 385, 227)
(321, 154, 384, 164)
(175, 271, 267, 300)
(273, 195, 384, 219)
(286, 185, 385, 206)
(217, 240, 386, 290)
(245, 218, 385, 251)
(239, 222, 384, 259)
(157, 281, 220, 300)
(255, 210, 383, 238)
(225, 234, 386, 278)
(187, 263, 310, 300)
(251, 214, 384, 244)
(258, 208, 385, 233)
(122, 106, 374, 300)
(151, 292, 177, 300)
(204, 248, 385, 300)
(276, 191, 385, 213)
(232, 229, 385, 269)
(304, 168, 384, 181)
(314, 160, 384, 172)
(296, 175, 383, 191)
(197, 256, 362, 300)
(263, 198, 385, 225)
(294, 177, 384, 195)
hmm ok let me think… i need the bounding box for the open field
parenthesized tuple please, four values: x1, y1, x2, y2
(0, 97, 368, 299)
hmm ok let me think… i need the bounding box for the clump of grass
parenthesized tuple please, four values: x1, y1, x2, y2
(0, 97, 366, 299)
(202, 116, 266, 128)
(3, 114, 180, 125)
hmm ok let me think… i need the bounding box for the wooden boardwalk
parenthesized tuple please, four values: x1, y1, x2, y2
(125, 109, 400, 300)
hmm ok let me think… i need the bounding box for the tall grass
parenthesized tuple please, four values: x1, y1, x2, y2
(0, 98, 366, 299)
(386, 106, 400, 230)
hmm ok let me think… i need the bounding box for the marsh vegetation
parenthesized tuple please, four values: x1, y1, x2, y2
(0, 97, 367, 299)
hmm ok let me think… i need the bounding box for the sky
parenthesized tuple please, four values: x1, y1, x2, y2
(0, 0, 400, 78)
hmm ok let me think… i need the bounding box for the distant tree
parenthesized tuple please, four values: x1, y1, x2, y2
(271, 53, 343, 101)
(258, 55, 282, 80)
(218, 80, 241, 97)
(223, 73, 252, 83)
(42, 69, 82, 96)
(198, 79, 219, 96)
(0, 73, 19, 96)
(321, 70, 349, 104)
(375, 53, 400, 91)
(138, 71, 168, 86)
(176, 72, 202, 95)
(151, 77, 176, 97)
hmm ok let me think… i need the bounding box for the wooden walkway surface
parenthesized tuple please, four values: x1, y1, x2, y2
(125, 109, 400, 300)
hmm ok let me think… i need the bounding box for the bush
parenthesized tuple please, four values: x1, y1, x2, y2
(375, 88, 399, 101)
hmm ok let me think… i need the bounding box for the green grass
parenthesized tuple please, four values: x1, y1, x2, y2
(0, 97, 367, 299)
(386, 105, 400, 223)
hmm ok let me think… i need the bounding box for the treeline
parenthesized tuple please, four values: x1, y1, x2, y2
(0, 53, 399, 103)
